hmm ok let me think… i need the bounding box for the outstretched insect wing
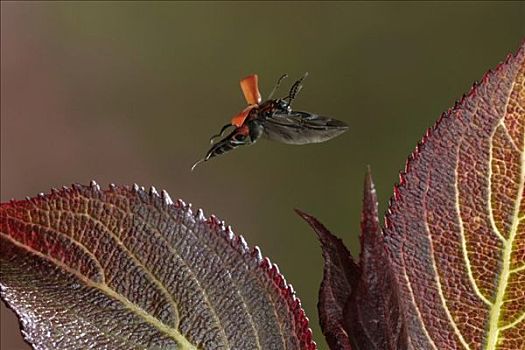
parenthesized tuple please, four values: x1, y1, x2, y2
(261, 111, 348, 145)
(240, 75, 262, 105)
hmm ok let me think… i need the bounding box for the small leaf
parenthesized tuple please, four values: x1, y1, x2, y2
(384, 42, 525, 349)
(295, 209, 358, 350)
(296, 169, 408, 350)
(0, 184, 316, 350)
(344, 170, 408, 350)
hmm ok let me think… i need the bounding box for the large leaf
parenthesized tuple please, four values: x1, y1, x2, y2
(297, 170, 408, 350)
(0, 183, 315, 349)
(383, 43, 525, 349)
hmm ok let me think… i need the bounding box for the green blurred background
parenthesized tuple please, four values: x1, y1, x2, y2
(1, 2, 524, 349)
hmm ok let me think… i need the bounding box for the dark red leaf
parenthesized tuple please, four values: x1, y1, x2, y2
(297, 170, 408, 350)
(344, 170, 408, 350)
(1, 183, 316, 350)
(383, 43, 525, 349)
(295, 209, 358, 350)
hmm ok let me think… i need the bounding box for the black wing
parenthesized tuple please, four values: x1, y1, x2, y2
(261, 111, 348, 145)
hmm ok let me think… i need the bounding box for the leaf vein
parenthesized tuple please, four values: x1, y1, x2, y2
(0, 232, 197, 350)
(3, 214, 106, 284)
(509, 264, 525, 274)
(455, 140, 494, 306)
(499, 121, 520, 153)
(98, 194, 233, 349)
(424, 173, 472, 350)
(180, 218, 264, 349)
(21, 203, 184, 333)
(488, 125, 509, 244)
(485, 92, 524, 349)
(399, 222, 439, 350)
(79, 211, 182, 330)
(500, 311, 525, 331)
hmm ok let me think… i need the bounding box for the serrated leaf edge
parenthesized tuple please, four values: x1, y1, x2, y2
(384, 42, 525, 350)
(1, 181, 316, 350)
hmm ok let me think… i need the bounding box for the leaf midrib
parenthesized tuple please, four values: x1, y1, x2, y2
(485, 103, 524, 349)
(0, 231, 199, 350)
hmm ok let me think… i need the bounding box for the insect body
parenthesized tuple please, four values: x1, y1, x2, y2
(191, 73, 348, 170)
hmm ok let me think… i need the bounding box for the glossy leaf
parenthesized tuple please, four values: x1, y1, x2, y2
(384, 43, 525, 349)
(0, 183, 315, 350)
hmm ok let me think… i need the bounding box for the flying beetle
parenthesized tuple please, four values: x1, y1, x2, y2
(191, 73, 348, 170)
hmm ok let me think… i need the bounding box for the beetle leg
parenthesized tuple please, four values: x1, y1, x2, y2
(286, 72, 309, 105)
(209, 123, 234, 144)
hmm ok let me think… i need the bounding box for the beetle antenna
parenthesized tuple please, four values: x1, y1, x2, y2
(286, 72, 309, 105)
(267, 74, 288, 100)
(209, 124, 233, 144)
(191, 157, 206, 172)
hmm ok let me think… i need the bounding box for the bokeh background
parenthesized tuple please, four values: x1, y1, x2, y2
(1, 2, 524, 349)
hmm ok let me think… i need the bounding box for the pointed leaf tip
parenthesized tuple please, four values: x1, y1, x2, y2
(361, 168, 379, 240)
(295, 209, 358, 350)
(294, 209, 327, 241)
(300, 170, 408, 350)
(342, 170, 409, 350)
